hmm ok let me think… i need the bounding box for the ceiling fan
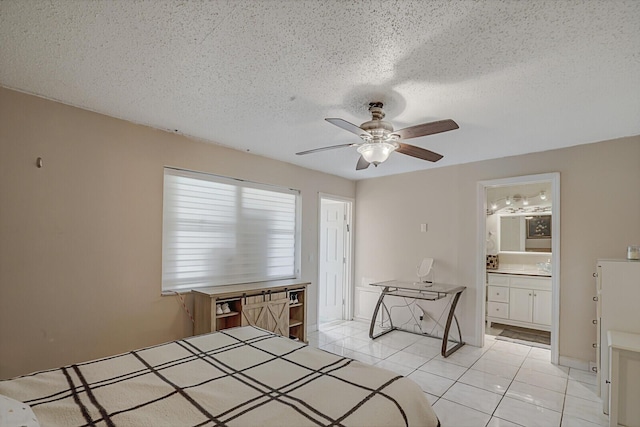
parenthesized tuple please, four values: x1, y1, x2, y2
(296, 102, 459, 170)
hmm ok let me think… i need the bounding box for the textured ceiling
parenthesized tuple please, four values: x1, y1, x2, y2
(1, 0, 639, 180)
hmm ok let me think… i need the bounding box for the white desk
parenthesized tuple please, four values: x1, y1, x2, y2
(368, 280, 466, 357)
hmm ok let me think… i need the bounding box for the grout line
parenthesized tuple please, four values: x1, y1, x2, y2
(558, 375, 570, 427)
(327, 322, 585, 427)
(486, 343, 530, 423)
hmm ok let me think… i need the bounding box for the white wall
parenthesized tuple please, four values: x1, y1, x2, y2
(355, 135, 640, 363)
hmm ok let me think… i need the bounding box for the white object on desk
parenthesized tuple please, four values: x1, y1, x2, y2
(417, 258, 434, 283)
(607, 330, 640, 427)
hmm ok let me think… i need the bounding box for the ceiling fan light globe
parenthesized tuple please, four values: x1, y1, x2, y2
(357, 142, 397, 164)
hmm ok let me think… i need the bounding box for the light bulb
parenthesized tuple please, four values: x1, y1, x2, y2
(523, 197, 529, 206)
(491, 202, 497, 210)
(505, 196, 512, 205)
(357, 142, 398, 165)
(539, 191, 547, 200)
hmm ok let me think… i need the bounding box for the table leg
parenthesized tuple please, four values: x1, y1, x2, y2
(441, 290, 465, 357)
(369, 288, 395, 339)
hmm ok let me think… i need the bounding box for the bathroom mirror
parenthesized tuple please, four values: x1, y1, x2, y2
(499, 214, 552, 253)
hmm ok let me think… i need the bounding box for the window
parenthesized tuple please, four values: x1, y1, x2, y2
(162, 168, 300, 292)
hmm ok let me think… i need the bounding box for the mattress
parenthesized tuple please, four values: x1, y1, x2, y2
(0, 326, 439, 426)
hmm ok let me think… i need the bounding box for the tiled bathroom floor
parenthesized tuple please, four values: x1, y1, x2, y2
(309, 320, 607, 427)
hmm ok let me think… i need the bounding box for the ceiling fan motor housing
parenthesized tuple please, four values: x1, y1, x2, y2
(360, 103, 395, 140)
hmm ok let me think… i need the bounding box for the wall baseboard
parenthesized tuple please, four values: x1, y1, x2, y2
(353, 314, 370, 322)
(559, 355, 592, 372)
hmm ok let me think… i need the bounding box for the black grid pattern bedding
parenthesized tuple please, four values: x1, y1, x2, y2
(0, 326, 438, 426)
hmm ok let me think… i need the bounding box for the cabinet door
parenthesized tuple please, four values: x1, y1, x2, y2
(242, 297, 290, 337)
(500, 216, 525, 251)
(242, 301, 268, 329)
(509, 288, 533, 322)
(533, 290, 552, 325)
(265, 297, 289, 337)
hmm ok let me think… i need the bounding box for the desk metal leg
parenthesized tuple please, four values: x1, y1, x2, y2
(441, 290, 465, 357)
(368, 286, 465, 358)
(369, 288, 395, 339)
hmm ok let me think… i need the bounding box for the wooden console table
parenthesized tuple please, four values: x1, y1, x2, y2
(192, 279, 310, 342)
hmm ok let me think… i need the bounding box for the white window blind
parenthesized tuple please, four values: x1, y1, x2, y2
(162, 168, 300, 291)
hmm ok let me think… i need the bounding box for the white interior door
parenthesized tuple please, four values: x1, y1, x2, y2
(319, 199, 346, 323)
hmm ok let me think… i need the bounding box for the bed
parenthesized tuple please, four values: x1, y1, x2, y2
(0, 326, 439, 426)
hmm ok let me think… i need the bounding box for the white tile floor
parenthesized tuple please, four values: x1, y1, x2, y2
(309, 320, 607, 427)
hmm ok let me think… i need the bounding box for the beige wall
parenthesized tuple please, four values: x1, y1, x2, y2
(0, 87, 356, 379)
(2, 86, 638, 378)
(355, 135, 640, 363)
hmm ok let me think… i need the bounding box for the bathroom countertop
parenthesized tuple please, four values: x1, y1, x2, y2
(487, 269, 551, 277)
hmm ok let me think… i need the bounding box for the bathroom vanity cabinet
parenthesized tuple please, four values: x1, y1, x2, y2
(486, 272, 552, 331)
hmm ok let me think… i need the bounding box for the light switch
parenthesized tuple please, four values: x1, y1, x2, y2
(420, 223, 427, 232)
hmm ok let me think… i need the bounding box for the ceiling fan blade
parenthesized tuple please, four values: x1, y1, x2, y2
(296, 143, 356, 155)
(325, 118, 372, 137)
(356, 155, 370, 170)
(396, 143, 443, 162)
(393, 119, 459, 140)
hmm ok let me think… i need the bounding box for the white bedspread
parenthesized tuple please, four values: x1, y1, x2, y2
(0, 326, 439, 426)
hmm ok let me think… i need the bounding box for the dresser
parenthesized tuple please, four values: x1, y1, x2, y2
(486, 272, 552, 331)
(595, 259, 640, 424)
(192, 279, 310, 342)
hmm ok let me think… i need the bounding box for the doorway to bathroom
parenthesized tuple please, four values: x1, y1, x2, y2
(476, 173, 560, 364)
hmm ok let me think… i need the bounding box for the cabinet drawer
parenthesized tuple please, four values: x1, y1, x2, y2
(488, 274, 509, 286)
(488, 286, 509, 303)
(487, 302, 509, 319)
(510, 276, 551, 291)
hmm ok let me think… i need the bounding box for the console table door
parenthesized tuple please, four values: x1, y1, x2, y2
(266, 298, 289, 336)
(241, 297, 269, 330)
